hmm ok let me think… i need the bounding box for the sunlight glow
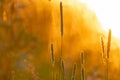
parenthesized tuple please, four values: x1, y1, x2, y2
(77, 0, 120, 38)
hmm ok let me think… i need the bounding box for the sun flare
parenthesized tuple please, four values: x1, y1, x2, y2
(77, 0, 120, 38)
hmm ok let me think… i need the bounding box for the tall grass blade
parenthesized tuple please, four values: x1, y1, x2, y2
(80, 51, 85, 80)
(81, 67, 85, 80)
(107, 29, 111, 59)
(71, 63, 76, 80)
(81, 51, 84, 65)
(60, 1, 63, 37)
(51, 43, 55, 65)
(106, 29, 112, 80)
(100, 37, 105, 58)
(61, 60, 65, 80)
(59, 1, 64, 80)
(51, 44, 55, 80)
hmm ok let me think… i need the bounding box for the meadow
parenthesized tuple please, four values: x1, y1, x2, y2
(0, 0, 120, 80)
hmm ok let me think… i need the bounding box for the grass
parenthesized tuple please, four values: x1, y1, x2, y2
(100, 29, 112, 80)
(80, 51, 85, 80)
(71, 63, 76, 80)
(61, 60, 65, 80)
(51, 43, 55, 80)
(0, 0, 115, 80)
(106, 29, 111, 80)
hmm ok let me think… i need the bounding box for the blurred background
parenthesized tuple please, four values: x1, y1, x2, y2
(0, 0, 120, 80)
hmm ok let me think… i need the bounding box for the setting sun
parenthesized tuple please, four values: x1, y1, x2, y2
(77, 0, 120, 38)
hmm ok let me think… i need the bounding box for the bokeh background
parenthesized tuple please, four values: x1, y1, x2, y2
(0, 0, 120, 80)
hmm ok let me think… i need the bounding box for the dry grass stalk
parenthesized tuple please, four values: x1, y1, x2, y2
(80, 51, 85, 80)
(60, 1, 63, 37)
(100, 37, 106, 64)
(59, 1, 64, 80)
(61, 60, 65, 80)
(107, 29, 111, 59)
(100, 37, 105, 58)
(71, 63, 77, 80)
(51, 44, 55, 80)
(51, 43, 55, 65)
(81, 51, 84, 65)
(81, 67, 85, 80)
(106, 29, 112, 80)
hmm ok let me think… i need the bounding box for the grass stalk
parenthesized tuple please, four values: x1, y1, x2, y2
(59, 1, 64, 80)
(51, 44, 55, 80)
(51, 44, 55, 65)
(100, 37, 106, 65)
(71, 63, 76, 80)
(106, 29, 112, 80)
(60, 1, 63, 37)
(100, 37, 105, 58)
(80, 51, 85, 80)
(107, 29, 111, 59)
(81, 67, 85, 80)
(81, 51, 84, 65)
(61, 60, 65, 80)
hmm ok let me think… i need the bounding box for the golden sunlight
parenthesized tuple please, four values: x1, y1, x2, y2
(77, 0, 120, 38)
